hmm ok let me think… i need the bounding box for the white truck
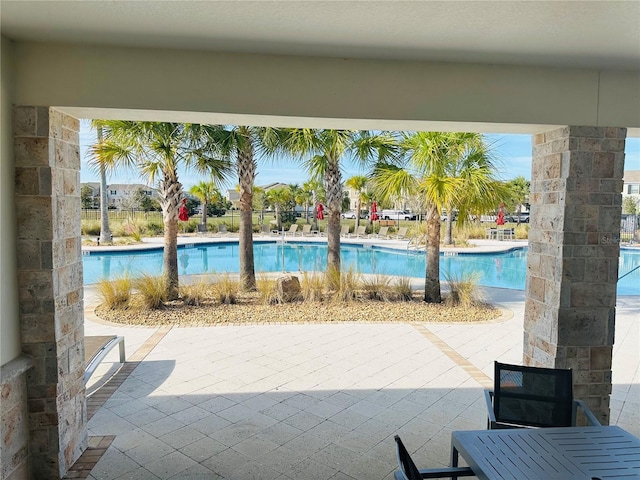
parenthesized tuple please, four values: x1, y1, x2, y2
(379, 209, 417, 221)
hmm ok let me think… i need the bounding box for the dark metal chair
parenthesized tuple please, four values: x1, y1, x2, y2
(484, 361, 601, 429)
(393, 435, 474, 480)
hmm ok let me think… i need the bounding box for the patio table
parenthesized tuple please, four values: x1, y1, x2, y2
(451, 425, 640, 480)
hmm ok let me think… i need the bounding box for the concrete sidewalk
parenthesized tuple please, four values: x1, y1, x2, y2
(78, 283, 639, 480)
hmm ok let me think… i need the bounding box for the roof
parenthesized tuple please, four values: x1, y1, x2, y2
(623, 171, 640, 184)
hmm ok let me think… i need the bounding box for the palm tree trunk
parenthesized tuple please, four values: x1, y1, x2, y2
(312, 191, 318, 231)
(237, 144, 256, 290)
(97, 126, 112, 244)
(444, 214, 454, 245)
(424, 203, 442, 303)
(161, 171, 181, 300)
(201, 200, 207, 225)
(325, 159, 342, 273)
(355, 198, 361, 229)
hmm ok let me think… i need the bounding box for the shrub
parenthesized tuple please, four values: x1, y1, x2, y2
(213, 274, 240, 304)
(145, 220, 164, 236)
(360, 274, 392, 301)
(328, 267, 360, 303)
(256, 275, 279, 305)
(444, 270, 483, 307)
(300, 272, 325, 302)
(96, 277, 131, 309)
(82, 220, 101, 236)
(133, 274, 167, 309)
(180, 280, 211, 306)
(515, 224, 529, 239)
(392, 276, 414, 301)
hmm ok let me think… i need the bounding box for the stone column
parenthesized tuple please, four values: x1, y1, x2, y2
(14, 106, 87, 478)
(524, 126, 626, 425)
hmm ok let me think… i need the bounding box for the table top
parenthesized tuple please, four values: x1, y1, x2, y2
(451, 425, 640, 480)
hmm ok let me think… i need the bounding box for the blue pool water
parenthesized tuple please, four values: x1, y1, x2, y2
(82, 241, 640, 295)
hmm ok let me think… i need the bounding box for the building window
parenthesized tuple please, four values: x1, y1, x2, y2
(628, 184, 640, 195)
(110, 190, 117, 195)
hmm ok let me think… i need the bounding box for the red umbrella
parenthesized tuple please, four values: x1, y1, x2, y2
(496, 203, 505, 226)
(178, 199, 189, 222)
(370, 201, 379, 221)
(316, 203, 324, 220)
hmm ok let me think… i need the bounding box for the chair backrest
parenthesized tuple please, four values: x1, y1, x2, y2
(394, 436, 422, 480)
(493, 361, 574, 428)
(397, 227, 408, 238)
(341, 225, 350, 235)
(261, 224, 270, 233)
(218, 224, 228, 233)
(356, 225, 367, 235)
(302, 224, 311, 233)
(378, 226, 388, 236)
(288, 224, 298, 233)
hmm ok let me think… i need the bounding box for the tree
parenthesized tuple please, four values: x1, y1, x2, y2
(204, 126, 280, 291)
(505, 176, 530, 224)
(371, 132, 503, 303)
(302, 179, 323, 230)
(134, 187, 160, 212)
(81, 185, 95, 209)
(91, 121, 231, 299)
(265, 186, 292, 231)
(88, 123, 113, 243)
(345, 175, 369, 228)
(189, 180, 219, 225)
(622, 195, 638, 215)
(274, 129, 395, 278)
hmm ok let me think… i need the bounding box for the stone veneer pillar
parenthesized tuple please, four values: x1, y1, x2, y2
(13, 107, 87, 478)
(524, 126, 626, 425)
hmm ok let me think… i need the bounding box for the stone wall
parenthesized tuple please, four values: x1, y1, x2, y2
(1, 356, 33, 480)
(525, 126, 626, 425)
(14, 107, 87, 478)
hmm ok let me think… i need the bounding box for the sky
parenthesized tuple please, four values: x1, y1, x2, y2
(79, 120, 640, 190)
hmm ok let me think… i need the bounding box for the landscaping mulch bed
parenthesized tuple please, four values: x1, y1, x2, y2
(95, 293, 502, 326)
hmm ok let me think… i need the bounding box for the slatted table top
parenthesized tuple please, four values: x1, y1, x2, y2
(451, 425, 640, 480)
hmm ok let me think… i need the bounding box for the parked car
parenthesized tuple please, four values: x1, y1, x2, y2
(508, 213, 530, 223)
(341, 210, 367, 219)
(379, 209, 417, 221)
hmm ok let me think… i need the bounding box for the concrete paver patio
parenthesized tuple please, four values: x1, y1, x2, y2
(80, 283, 639, 480)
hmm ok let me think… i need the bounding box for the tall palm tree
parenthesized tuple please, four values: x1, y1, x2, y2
(203, 126, 280, 291)
(302, 179, 323, 230)
(91, 121, 231, 299)
(275, 129, 395, 277)
(265, 186, 292, 231)
(371, 131, 503, 303)
(189, 180, 220, 226)
(345, 175, 369, 228)
(505, 176, 530, 224)
(88, 123, 113, 244)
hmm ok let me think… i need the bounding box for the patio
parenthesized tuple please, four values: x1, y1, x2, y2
(75, 285, 639, 480)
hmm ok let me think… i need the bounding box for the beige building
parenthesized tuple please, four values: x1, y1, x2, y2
(1, 2, 639, 478)
(81, 182, 159, 209)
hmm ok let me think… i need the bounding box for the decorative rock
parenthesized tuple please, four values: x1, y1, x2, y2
(276, 275, 301, 302)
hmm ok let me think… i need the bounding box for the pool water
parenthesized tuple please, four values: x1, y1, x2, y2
(82, 241, 640, 295)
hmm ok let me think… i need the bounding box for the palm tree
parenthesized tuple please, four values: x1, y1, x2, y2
(203, 126, 280, 291)
(275, 129, 395, 277)
(189, 180, 220, 226)
(302, 179, 323, 230)
(265, 186, 292, 231)
(91, 121, 231, 299)
(505, 176, 530, 224)
(345, 175, 369, 228)
(371, 131, 503, 303)
(88, 123, 112, 244)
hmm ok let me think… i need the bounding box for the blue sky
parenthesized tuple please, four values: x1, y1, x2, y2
(79, 120, 640, 189)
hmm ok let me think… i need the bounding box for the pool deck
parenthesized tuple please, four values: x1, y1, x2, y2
(76, 235, 639, 480)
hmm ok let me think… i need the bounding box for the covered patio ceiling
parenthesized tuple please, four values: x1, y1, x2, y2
(2, 1, 639, 70)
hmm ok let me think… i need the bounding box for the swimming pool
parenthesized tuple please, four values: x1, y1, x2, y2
(82, 241, 640, 295)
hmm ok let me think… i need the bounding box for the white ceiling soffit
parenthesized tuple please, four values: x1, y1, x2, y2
(2, 1, 639, 71)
